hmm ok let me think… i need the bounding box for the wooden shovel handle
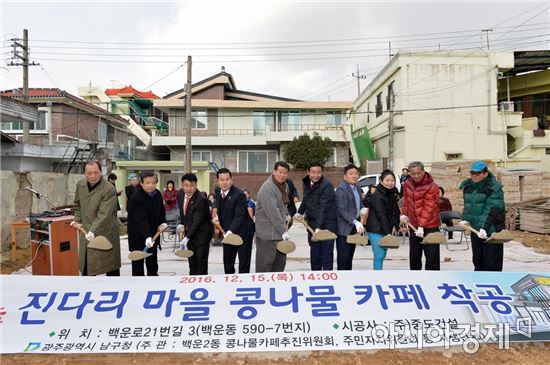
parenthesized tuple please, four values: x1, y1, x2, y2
(406, 222, 418, 232)
(460, 224, 481, 235)
(294, 216, 316, 235)
(72, 223, 88, 236)
(212, 220, 226, 236)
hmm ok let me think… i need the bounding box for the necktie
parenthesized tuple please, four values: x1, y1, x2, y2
(221, 191, 227, 199)
(184, 195, 190, 215)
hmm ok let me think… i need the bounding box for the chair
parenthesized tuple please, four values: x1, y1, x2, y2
(161, 219, 180, 251)
(439, 211, 469, 251)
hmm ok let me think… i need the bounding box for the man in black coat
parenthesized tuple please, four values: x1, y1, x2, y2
(295, 161, 337, 271)
(177, 173, 213, 275)
(212, 168, 255, 274)
(127, 171, 166, 276)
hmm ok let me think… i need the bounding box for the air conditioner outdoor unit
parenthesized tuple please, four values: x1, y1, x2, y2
(499, 101, 514, 112)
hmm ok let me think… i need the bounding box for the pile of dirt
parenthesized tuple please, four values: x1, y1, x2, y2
(511, 231, 550, 255)
(1, 246, 32, 275)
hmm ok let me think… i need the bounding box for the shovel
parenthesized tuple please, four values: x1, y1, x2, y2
(294, 216, 336, 241)
(347, 232, 369, 245)
(277, 218, 296, 254)
(407, 222, 447, 244)
(212, 220, 243, 246)
(174, 224, 194, 259)
(128, 225, 167, 261)
(73, 223, 113, 251)
(379, 229, 399, 249)
(460, 224, 513, 244)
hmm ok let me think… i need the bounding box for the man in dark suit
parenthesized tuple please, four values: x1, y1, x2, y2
(177, 173, 213, 275)
(212, 168, 255, 274)
(335, 164, 367, 270)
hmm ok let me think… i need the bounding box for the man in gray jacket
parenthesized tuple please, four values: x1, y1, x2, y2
(255, 161, 292, 272)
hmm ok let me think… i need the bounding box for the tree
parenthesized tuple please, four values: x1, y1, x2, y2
(283, 133, 332, 169)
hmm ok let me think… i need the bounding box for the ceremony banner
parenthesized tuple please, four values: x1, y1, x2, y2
(1, 271, 549, 354)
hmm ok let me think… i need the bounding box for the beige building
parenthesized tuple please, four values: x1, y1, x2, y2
(351, 50, 528, 171)
(153, 69, 352, 172)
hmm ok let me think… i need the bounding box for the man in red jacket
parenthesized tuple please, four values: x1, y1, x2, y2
(400, 161, 441, 270)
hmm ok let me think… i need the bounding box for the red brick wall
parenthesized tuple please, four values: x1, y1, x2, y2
(53, 104, 100, 141)
(208, 168, 345, 199)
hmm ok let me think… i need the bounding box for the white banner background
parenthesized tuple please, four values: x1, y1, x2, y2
(1, 271, 549, 354)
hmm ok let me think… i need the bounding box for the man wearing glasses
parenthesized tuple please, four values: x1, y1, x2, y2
(459, 161, 506, 271)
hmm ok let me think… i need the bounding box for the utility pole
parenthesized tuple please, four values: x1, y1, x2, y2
(481, 29, 493, 51)
(388, 90, 395, 171)
(7, 29, 39, 143)
(351, 64, 367, 98)
(185, 56, 192, 173)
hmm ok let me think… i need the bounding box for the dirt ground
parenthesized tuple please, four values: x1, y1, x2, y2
(511, 231, 550, 255)
(1, 342, 549, 365)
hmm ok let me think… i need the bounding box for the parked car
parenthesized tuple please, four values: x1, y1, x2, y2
(358, 174, 401, 195)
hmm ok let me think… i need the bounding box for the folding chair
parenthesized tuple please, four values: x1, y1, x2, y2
(439, 211, 469, 251)
(161, 219, 180, 251)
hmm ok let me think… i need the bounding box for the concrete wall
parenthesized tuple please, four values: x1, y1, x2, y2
(1, 171, 81, 251)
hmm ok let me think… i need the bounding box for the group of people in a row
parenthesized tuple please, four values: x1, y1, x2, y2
(72, 158, 505, 277)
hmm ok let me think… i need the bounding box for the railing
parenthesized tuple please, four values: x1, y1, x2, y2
(159, 123, 347, 137)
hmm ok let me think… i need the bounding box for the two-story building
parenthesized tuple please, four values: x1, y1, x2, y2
(152, 69, 352, 173)
(351, 50, 524, 172)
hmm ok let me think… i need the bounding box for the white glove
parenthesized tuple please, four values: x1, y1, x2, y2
(282, 231, 291, 240)
(459, 220, 470, 226)
(85, 231, 94, 241)
(212, 215, 219, 223)
(478, 229, 488, 240)
(158, 223, 168, 231)
(224, 230, 233, 238)
(145, 237, 153, 248)
(415, 227, 424, 238)
(354, 221, 364, 234)
(179, 236, 190, 250)
(176, 224, 185, 231)
(400, 215, 409, 223)
(314, 228, 321, 233)
(293, 213, 303, 220)
(360, 208, 368, 216)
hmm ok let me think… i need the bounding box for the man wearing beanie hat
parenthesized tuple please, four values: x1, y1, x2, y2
(459, 160, 505, 271)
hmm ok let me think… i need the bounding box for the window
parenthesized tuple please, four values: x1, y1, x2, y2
(238, 151, 277, 172)
(253, 111, 274, 135)
(327, 148, 337, 166)
(280, 111, 300, 131)
(376, 92, 383, 117)
(1, 109, 47, 132)
(326, 111, 342, 125)
(98, 120, 108, 142)
(192, 151, 211, 162)
(191, 110, 207, 129)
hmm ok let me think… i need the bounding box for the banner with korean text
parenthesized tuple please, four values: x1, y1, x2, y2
(1, 271, 549, 354)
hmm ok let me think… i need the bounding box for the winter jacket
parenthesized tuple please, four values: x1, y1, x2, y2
(402, 172, 440, 229)
(163, 189, 178, 211)
(255, 176, 288, 241)
(335, 180, 365, 236)
(73, 177, 121, 276)
(127, 187, 166, 251)
(459, 172, 505, 234)
(366, 184, 401, 235)
(298, 175, 337, 232)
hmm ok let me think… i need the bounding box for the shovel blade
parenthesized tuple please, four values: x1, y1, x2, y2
(88, 236, 113, 251)
(276, 240, 296, 254)
(487, 230, 514, 244)
(174, 249, 194, 259)
(347, 234, 369, 245)
(379, 235, 399, 249)
(128, 250, 151, 261)
(421, 232, 447, 244)
(311, 230, 337, 242)
(222, 233, 243, 246)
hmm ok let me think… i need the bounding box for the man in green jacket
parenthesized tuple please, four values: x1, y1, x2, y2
(459, 160, 505, 271)
(72, 161, 121, 276)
